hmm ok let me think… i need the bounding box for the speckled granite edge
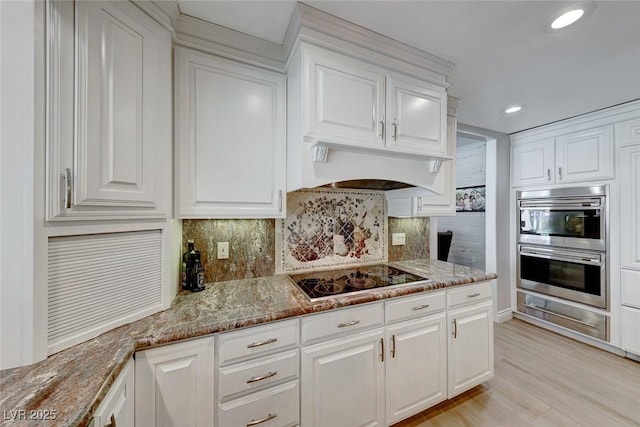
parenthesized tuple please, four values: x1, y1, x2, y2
(0, 259, 497, 427)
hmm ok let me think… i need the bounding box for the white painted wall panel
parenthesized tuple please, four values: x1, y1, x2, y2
(438, 137, 486, 269)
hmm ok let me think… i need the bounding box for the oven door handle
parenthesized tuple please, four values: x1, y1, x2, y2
(519, 199, 602, 209)
(519, 249, 602, 266)
(523, 303, 597, 328)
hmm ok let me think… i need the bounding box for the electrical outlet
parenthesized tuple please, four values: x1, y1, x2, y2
(392, 233, 406, 246)
(217, 242, 229, 259)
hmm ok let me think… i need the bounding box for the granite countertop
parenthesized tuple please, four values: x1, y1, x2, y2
(0, 259, 497, 426)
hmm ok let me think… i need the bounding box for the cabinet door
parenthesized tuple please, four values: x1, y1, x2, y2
(621, 306, 640, 356)
(135, 337, 215, 427)
(46, 1, 171, 220)
(303, 46, 386, 150)
(447, 301, 494, 398)
(93, 358, 134, 427)
(511, 139, 555, 187)
(301, 329, 385, 427)
(385, 314, 447, 425)
(175, 48, 286, 218)
(620, 145, 640, 270)
(555, 126, 614, 183)
(386, 74, 447, 156)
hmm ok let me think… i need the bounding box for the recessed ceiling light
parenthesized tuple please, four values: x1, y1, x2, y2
(504, 106, 522, 114)
(551, 9, 584, 29)
(541, 3, 595, 33)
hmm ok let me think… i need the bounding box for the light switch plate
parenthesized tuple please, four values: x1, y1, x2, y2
(217, 242, 229, 259)
(392, 233, 406, 246)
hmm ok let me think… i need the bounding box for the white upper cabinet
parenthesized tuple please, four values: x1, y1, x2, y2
(511, 139, 555, 187)
(386, 74, 448, 155)
(555, 126, 614, 184)
(299, 44, 448, 158)
(304, 47, 386, 150)
(511, 125, 614, 187)
(175, 47, 286, 218)
(46, 1, 171, 220)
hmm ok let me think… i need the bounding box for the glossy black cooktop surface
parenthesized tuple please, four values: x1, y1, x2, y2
(289, 264, 430, 301)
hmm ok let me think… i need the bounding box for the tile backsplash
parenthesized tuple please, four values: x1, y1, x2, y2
(183, 190, 430, 283)
(277, 188, 387, 273)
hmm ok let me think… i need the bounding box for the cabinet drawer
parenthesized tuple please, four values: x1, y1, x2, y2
(622, 269, 640, 308)
(219, 319, 299, 366)
(385, 291, 446, 324)
(219, 349, 299, 401)
(447, 281, 493, 309)
(301, 303, 384, 345)
(218, 380, 299, 427)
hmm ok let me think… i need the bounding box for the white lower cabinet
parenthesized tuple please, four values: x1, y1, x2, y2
(301, 328, 386, 427)
(385, 314, 447, 425)
(93, 358, 135, 427)
(447, 300, 494, 398)
(217, 319, 301, 427)
(131, 283, 494, 427)
(135, 337, 215, 427)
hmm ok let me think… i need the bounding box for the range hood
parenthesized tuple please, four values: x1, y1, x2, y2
(286, 141, 446, 192)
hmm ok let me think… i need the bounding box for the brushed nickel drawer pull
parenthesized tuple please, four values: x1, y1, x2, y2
(246, 371, 277, 384)
(453, 319, 458, 339)
(380, 337, 385, 362)
(247, 338, 277, 348)
(106, 414, 116, 427)
(338, 320, 360, 328)
(246, 413, 277, 426)
(523, 303, 596, 328)
(412, 304, 430, 311)
(468, 292, 482, 298)
(391, 334, 396, 358)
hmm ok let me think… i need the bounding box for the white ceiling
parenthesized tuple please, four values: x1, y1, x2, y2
(177, 1, 640, 134)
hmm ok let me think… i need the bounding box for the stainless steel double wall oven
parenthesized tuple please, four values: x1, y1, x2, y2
(516, 185, 609, 340)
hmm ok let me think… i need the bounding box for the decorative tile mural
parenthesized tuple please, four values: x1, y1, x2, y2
(277, 188, 387, 272)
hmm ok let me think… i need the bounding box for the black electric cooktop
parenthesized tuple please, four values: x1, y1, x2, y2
(289, 264, 430, 301)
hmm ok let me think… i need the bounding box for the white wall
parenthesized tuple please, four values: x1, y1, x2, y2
(0, 0, 36, 369)
(458, 124, 512, 315)
(438, 136, 486, 269)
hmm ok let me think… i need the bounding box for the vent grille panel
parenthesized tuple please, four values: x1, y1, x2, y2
(47, 230, 162, 351)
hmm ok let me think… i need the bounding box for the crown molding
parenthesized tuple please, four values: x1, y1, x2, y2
(174, 13, 287, 71)
(288, 3, 453, 82)
(510, 99, 640, 143)
(173, 2, 455, 83)
(133, 0, 178, 34)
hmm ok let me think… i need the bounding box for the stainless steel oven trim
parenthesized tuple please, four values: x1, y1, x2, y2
(517, 245, 607, 309)
(517, 185, 607, 199)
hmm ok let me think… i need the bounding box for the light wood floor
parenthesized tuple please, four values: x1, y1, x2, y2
(394, 319, 640, 427)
